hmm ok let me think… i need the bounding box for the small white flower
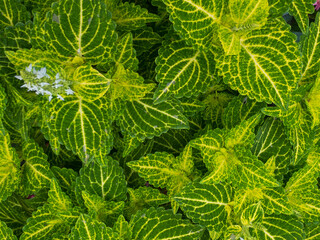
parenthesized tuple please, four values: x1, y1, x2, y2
(65, 88, 74, 95)
(15, 75, 23, 80)
(37, 88, 45, 95)
(57, 94, 64, 101)
(54, 79, 62, 84)
(48, 95, 53, 102)
(26, 64, 32, 72)
(39, 82, 50, 87)
(43, 90, 52, 96)
(36, 67, 47, 79)
(21, 83, 31, 88)
(53, 84, 63, 89)
(29, 84, 39, 92)
(55, 73, 60, 79)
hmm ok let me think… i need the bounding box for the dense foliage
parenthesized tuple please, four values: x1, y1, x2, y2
(1, 0, 320, 239)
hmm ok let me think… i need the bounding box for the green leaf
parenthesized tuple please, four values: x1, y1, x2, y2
(0, 220, 17, 240)
(261, 187, 293, 215)
(0, 122, 20, 202)
(240, 202, 264, 226)
(127, 187, 169, 209)
(112, 2, 160, 31)
(72, 65, 112, 101)
(154, 40, 216, 103)
(50, 166, 78, 194)
(76, 157, 127, 201)
(114, 33, 139, 71)
(251, 214, 304, 240)
(289, 0, 314, 34)
(20, 140, 53, 197)
(69, 214, 117, 240)
(129, 207, 204, 240)
(301, 13, 320, 84)
(45, 0, 117, 64)
(306, 222, 320, 240)
(47, 96, 109, 163)
(119, 94, 189, 140)
(0, 0, 30, 28)
(174, 182, 233, 232)
(20, 205, 66, 240)
(132, 27, 162, 55)
(113, 215, 131, 240)
(221, 21, 300, 109)
(163, 0, 226, 49)
(268, 0, 291, 17)
(223, 95, 266, 129)
(47, 179, 72, 212)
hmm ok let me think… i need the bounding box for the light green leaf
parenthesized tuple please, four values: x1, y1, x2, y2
(0, 220, 17, 240)
(224, 113, 261, 149)
(113, 215, 131, 240)
(221, 21, 300, 109)
(0, 0, 30, 28)
(47, 96, 108, 163)
(306, 74, 320, 127)
(72, 65, 112, 101)
(114, 33, 139, 71)
(241, 202, 264, 226)
(251, 214, 304, 240)
(47, 179, 72, 212)
(0, 123, 19, 202)
(289, 0, 314, 34)
(20, 205, 66, 240)
(45, 0, 117, 64)
(5, 49, 63, 70)
(119, 94, 189, 140)
(0, 86, 6, 120)
(112, 2, 160, 31)
(110, 64, 155, 101)
(76, 157, 127, 201)
(262, 187, 293, 215)
(127, 152, 190, 190)
(163, 0, 226, 49)
(234, 148, 280, 189)
(301, 13, 320, 84)
(69, 214, 117, 240)
(129, 207, 204, 240)
(20, 140, 53, 197)
(174, 182, 233, 232)
(223, 95, 266, 129)
(154, 40, 216, 103)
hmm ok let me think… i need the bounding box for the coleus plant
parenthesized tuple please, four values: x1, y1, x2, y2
(1, 0, 320, 239)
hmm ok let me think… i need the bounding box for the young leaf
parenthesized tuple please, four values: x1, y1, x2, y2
(69, 214, 117, 240)
(45, 0, 117, 64)
(47, 178, 72, 212)
(72, 65, 112, 101)
(50, 166, 78, 194)
(154, 40, 216, 103)
(174, 182, 233, 232)
(240, 202, 264, 226)
(129, 207, 204, 240)
(132, 27, 162, 55)
(113, 215, 131, 240)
